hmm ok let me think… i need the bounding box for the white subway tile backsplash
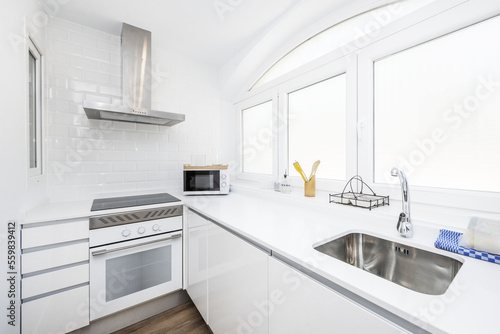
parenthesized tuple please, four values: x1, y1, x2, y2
(83, 93, 111, 104)
(52, 39, 83, 55)
(98, 85, 121, 97)
(179, 143, 196, 153)
(147, 171, 168, 181)
(168, 152, 189, 162)
(148, 152, 169, 161)
(48, 124, 69, 137)
(51, 64, 83, 80)
(69, 31, 98, 48)
(137, 124, 159, 133)
(46, 17, 221, 199)
(111, 141, 132, 151)
(98, 62, 121, 76)
(51, 17, 83, 32)
(110, 121, 136, 131)
(124, 172, 148, 182)
(83, 47, 111, 63)
(70, 80, 98, 93)
(82, 162, 112, 173)
(98, 151, 125, 161)
(168, 133, 187, 143)
(47, 26, 68, 41)
(135, 141, 159, 152)
(112, 162, 136, 172)
(159, 142, 178, 152)
(124, 131, 147, 142)
(137, 162, 159, 171)
(97, 173, 124, 184)
(84, 70, 111, 84)
(146, 132, 166, 142)
(125, 151, 149, 161)
(69, 55, 100, 71)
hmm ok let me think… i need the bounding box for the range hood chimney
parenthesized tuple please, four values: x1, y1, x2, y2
(83, 23, 185, 126)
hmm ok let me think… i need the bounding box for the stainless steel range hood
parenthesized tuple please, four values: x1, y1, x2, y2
(83, 23, 185, 126)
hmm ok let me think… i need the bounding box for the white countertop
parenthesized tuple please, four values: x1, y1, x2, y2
(180, 185, 500, 334)
(22, 185, 500, 333)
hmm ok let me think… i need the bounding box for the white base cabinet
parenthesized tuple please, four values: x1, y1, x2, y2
(21, 218, 89, 334)
(268, 257, 408, 334)
(185, 208, 269, 334)
(185, 208, 209, 323)
(207, 221, 269, 334)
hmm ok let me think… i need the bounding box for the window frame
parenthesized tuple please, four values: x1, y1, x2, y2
(235, 0, 500, 213)
(27, 36, 43, 184)
(357, 3, 500, 212)
(277, 57, 357, 191)
(236, 91, 279, 184)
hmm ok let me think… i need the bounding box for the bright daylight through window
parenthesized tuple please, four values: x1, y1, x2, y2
(288, 74, 346, 181)
(374, 15, 500, 192)
(241, 101, 273, 175)
(28, 38, 42, 179)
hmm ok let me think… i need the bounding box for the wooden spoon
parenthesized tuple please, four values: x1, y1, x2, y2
(309, 160, 321, 181)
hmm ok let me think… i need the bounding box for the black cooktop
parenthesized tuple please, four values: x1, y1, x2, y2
(91, 193, 181, 211)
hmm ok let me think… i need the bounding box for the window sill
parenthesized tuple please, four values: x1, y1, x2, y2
(230, 180, 500, 231)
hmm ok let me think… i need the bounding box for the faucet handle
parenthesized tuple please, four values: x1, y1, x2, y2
(397, 212, 413, 238)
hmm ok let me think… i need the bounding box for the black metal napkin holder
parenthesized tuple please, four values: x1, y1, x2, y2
(329, 175, 389, 210)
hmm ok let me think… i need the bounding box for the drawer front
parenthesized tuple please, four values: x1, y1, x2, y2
(22, 219, 88, 249)
(22, 285, 89, 334)
(22, 264, 89, 300)
(22, 242, 88, 275)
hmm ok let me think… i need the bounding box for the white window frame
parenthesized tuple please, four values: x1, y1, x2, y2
(235, 0, 500, 213)
(358, 1, 500, 212)
(236, 91, 279, 184)
(27, 36, 43, 185)
(277, 57, 358, 191)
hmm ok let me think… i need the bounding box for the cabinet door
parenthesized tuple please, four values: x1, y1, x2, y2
(22, 219, 88, 249)
(22, 264, 89, 299)
(268, 257, 408, 334)
(185, 209, 209, 323)
(22, 242, 88, 275)
(208, 223, 269, 334)
(22, 285, 89, 334)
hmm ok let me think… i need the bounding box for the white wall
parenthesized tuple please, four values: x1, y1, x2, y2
(1, 2, 49, 333)
(45, 18, 222, 201)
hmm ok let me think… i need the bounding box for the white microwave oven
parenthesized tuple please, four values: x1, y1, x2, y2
(183, 166, 230, 195)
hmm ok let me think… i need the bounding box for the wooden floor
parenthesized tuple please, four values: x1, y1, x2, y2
(112, 301, 211, 334)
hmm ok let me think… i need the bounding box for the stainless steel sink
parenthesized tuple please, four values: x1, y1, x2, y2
(314, 233, 462, 295)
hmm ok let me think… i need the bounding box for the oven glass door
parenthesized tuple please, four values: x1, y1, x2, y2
(184, 170, 220, 192)
(89, 232, 182, 320)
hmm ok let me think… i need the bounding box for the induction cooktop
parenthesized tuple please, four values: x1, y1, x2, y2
(91, 193, 181, 211)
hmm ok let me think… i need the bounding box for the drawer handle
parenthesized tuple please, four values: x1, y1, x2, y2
(91, 233, 181, 256)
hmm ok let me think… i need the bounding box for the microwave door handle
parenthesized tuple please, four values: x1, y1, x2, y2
(91, 233, 182, 256)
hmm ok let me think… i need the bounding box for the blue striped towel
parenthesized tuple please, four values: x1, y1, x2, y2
(435, 229, 500, 264)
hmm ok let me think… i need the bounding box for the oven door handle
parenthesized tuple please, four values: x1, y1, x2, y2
(91, 233, 182, 256)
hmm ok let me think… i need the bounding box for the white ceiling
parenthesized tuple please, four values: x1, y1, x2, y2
(53, 0, 308, 68)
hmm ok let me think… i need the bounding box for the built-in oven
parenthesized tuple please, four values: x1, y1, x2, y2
(88, 193, 183, 321)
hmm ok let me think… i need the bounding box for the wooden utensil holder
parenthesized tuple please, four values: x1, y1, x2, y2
(304, 175, 316, 197)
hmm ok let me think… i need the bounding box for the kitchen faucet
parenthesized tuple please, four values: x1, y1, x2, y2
(391, 167, 413, 238)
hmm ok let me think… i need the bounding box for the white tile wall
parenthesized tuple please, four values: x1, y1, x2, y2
(45, 17, 221, 200)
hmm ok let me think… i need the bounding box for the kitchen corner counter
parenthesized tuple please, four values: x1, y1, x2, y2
(21, 191, 185, 225)
(180, 185, 500, 334)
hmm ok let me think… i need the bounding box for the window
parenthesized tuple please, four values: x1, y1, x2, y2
(237, 0, 499, 211)
(288, 74, 347, 180)
(373, 15, 500, 193)
(27, 37, 43, 179)
(241, 101, 273, 175)
(252, 0, 436, 89)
